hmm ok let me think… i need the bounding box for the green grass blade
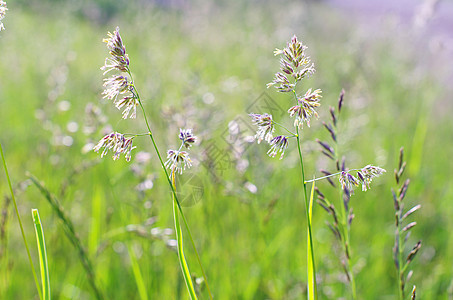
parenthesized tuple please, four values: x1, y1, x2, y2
(0, 143, 42, 300)
(32, 209, 51, 300)
(28, 173, 104, 300)
(307, 180, 318, 300)
(173, 197, 198, 300)
(128, 245, 148, 300)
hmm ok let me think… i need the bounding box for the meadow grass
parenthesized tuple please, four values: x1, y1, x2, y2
(1, 1, 452, 299)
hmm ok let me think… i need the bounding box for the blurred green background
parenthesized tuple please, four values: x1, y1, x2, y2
(1, 0, 452, 299)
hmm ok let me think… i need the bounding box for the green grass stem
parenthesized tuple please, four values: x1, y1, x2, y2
(130, 69, 213, 299)
(172, 173, 198, 299)
(296, 129, 318, 300)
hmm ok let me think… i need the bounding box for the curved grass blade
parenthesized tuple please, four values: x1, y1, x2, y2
(32, 209, 51, 300)
(172, 173, 198, 299)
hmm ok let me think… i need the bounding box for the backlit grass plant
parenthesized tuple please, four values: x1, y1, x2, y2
(93, 27, 212, 299)
(250, 36, 386, 299)
(250, 35, 322, 299)
(312, 90, 385, 299)
(392, 147, 421, 299)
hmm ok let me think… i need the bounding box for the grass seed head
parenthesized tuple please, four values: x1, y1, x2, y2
(267, 135, 289, 159)
(93, 132, 136, 161)
(0, 1, 7, 31)
(249, 113, 274, 144)
(165, 150, 192, 175)
(179, 128, 197, 149)
(101, 27, 130, 74)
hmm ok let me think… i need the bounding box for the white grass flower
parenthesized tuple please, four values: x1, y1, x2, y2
(267, 135, 289, 159)
(102, 75, 130, 100)
(0, 1, 7, 31)
(339, 171, 359, 193)
(249, 113, 274, 144)
(93, 132, 136, 162)
(115, 96, 138, 119)
(339, 165, 386, 193)
(266, 72, 295, 92)
(102, 75, 138, 119)
(357, 165, 386, 191)
(179, 129, 197, 149)
(101, 27, 130, 74)
(165, 150, 192, 175)
(288, 88, 322, 128)
(267, 35, 316, 92)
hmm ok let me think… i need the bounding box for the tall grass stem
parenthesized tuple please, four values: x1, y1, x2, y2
(132, 76, 213, 299)
(171, 172, 198, 299)
(296, 129, 318, 299)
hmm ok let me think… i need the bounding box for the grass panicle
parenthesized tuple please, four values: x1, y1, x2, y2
(392, 147, 421, 299)
(94, 27, 212, 299)
(251, 35, 321, 299)
(312, 90, 385, 299)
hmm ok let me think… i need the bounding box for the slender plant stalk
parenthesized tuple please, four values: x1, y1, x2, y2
(396, 218, 404, 300)
(307, 180, 318, 300)
(31, 209, 51, 300)
(130, 74, 213, 299)
(337, 186, 356, 299)
(0, 143, 43, 300)
(295, 128, 318, 299)
(171, 171, 198, 299)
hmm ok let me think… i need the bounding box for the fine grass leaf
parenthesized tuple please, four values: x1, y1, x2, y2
(307, 180, 318, 300)
(173, 194, 198, 299)
(32, 209, 51, 300)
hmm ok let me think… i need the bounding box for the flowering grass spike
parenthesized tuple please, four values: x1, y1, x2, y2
(101, 27, 138, 119)
(267, 135, 289, 159)
(0, 1, 7, 31)
(179, 129, 197, 149)
(288, 88, 322, 128)
(249, 113, 274, 144)
(165, 129, 197, 175)
(93, 132, 136, 162)
(267, 35, 316, 92)
(101, 27, 129, 74)
(165, 150, 193, 175)
(338, 165, 386, 194)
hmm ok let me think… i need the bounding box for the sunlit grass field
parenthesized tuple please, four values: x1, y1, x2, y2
(1, 1, 452, 299)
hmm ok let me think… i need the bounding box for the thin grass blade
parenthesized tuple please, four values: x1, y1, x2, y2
(32, 209, 51, 300)
(173, 197, 198, 299)
(307, 180, 318, 300)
